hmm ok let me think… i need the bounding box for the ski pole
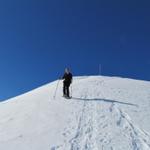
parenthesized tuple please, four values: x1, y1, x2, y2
(53, 79, 60, 99)
(70, 84, 72, 97)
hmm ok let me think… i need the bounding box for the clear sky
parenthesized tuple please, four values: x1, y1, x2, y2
(0, 0, 150, 101)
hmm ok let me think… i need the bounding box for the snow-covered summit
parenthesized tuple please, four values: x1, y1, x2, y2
(0, 76, 150, 150)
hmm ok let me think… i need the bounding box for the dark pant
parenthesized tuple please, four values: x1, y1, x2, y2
(63, 82, 70, 97)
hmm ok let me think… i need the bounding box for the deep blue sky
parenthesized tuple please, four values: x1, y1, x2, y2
(0, 0, 150, 101)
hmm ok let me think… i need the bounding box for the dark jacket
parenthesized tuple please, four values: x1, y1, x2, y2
(62, 72, 72, 85)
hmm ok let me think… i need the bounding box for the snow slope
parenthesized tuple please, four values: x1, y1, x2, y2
(0, 76, 150, 150)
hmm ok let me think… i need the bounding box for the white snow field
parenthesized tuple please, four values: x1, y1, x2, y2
(0, 76, 150, 150)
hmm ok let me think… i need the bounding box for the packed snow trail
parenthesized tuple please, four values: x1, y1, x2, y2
(52, 101, 150, 150)
(0, 76, 150, 150)
(50, 77, 150, 150)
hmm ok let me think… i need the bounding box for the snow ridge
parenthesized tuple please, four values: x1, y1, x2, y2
(0, 76, 150, 150)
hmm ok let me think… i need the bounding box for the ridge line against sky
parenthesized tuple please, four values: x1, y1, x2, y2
(0, 0, 149, 101)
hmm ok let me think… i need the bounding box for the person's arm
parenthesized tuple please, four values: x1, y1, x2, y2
(70, 74, 73, 83)
(62, 73, 66, 79)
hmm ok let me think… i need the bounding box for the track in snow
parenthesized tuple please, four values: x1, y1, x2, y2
(0, 76, 150, 150)
(51, 99, 150, 150)
(50, 78, 150, 150)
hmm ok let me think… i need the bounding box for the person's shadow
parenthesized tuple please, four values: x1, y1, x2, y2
(71, 97, 138, 107)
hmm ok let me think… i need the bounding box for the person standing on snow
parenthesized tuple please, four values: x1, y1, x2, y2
(62, 68, 73, 98)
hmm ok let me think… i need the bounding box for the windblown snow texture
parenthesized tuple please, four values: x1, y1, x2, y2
(0, 76, 150, 150)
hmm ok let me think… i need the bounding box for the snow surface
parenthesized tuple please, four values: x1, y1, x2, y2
(0, 76, 150, 150)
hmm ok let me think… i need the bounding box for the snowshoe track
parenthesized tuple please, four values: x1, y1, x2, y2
(50, 77, 150, 150)
(52, 100, 150, 150)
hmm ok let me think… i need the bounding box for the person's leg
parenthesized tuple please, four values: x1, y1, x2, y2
(66, 86, 69, 97)
(63, 83, 66, 96)
(66, 84, 70, 97)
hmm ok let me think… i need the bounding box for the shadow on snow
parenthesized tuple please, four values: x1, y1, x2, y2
(72, 97, 138, 107)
